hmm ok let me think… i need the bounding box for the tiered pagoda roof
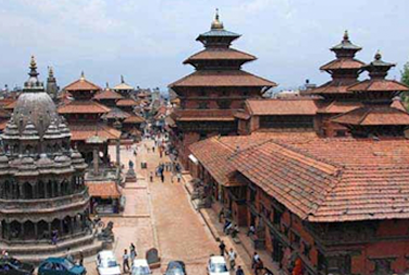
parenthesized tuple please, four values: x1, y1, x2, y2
(63, 72, 101, 92)
(332, 52, 409, 130)
(113, 76, 134, 91)
(94, 88, 124, 100)
(170, 10, 276, 89)
(305, 31, 365, 96)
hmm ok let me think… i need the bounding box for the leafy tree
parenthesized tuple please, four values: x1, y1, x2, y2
(401, 61, 409, 109)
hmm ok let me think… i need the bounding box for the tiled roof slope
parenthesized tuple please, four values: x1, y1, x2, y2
(246, 98, 319, 116)
(58, 101, 110, 114)
(232, 137, 409, 222)
(191, 133, 409, 223)
(332, 105, 409, 126)
(184, 48, 256, 63)
(64, 78, 101, 91)
(169, 70, 276, 88)
(94, 89, 123, 100)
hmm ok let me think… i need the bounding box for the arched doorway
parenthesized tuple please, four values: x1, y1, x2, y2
(38, 220, 49, 240)
(23, 221, 35, 240)
(23, 182, 33, 199)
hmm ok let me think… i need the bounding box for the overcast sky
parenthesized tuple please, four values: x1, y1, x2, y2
(0, 0, 408, 91)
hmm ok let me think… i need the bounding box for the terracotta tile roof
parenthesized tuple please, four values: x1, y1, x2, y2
(303, 80, 356, 95)
(0, 108, 11, 119)
(184, 48, 256, 63)
(69, 124, 121, 141)
(4, 100, 16, 110)
(0, 98, 16, 108)
(348, 79, 409, 92)
(86, 181, 121, 199)
(169, 70, 277, 88)
(192, 132, 409, 222)
(231, 137, 409, 222)
(116, 98, 139, 107)
(63, 78, 101, 92)
(94, 89, 123, 100)
(123, 115, 145, 124)
(190, 135, 274, 186)
(0, 120, 8, 131)
(332, 105, 409, 126)
(234, 110, 251, 120)
(391, 99, 407, 111)
(58, 101, 110, 114)
(320, 58, 365, 71)
(246, 98, 319, 116)
(317, 101, 362, 114)
(102, 107, 130, 120)
(171, 109, 236, 122)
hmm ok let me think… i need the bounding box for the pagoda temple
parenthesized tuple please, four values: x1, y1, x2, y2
(58, 73, 121, 164)
(169, 10, 276, 167)
(0, 57, 101, 260)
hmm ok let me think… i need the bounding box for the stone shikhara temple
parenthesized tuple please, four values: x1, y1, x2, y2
(0, 57, 102, 261)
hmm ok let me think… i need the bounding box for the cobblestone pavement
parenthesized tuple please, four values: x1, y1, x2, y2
(84, 139, 218, 275)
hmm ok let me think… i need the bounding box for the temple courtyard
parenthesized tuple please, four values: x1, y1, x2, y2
(83, 139, 219, 275)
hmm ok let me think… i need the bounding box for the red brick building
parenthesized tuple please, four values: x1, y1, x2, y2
(188, 42, 409, 274)
(58, 73, 121, 163)
(168, 11, 276, 168)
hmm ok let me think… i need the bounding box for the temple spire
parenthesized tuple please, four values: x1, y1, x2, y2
(80, 71, 85, 81)
(48, 66, 54, 78)
(211, 8, 224, 30)
(121, 75, 125, 83)
(29, 55, 39, 78)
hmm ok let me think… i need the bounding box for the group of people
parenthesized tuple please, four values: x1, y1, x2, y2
(122, 243, 138, 273)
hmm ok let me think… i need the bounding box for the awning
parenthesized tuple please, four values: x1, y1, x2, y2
(86, 181, 122, 199)
(189, 154, 199, 165)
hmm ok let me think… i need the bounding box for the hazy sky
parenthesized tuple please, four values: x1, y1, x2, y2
(0, 0, 408, 91)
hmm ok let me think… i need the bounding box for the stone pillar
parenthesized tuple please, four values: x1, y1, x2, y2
(21, 223, 24, 240)
(6, 222, 10, 240)
(116, 138, 121, 168)
(51, 181, 55, 198)
(93, 147, 99, 175)
(34, 223, 38, 240)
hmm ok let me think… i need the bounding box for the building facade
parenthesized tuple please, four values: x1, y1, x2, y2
(168, 11, 276, 168)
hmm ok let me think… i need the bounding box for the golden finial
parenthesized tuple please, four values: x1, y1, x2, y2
(211, 8, 224, 30)
(343, 30, 349, 41)
(30, 55, 37, 70)
(121, 75, 124, 83)
(106, 82, 109, 89)
(375, 50, 382, 61)
(48, 66, 54, 77)
(80, 71, 85, 81)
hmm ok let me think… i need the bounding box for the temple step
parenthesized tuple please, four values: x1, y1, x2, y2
(14, 240, 103, 264)
(2, 233, 104, 263)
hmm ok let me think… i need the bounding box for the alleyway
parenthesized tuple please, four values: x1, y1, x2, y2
(84, 139, 218, 275)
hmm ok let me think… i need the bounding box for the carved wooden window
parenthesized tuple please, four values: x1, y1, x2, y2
(218, 100, 231, 109)
(371, 258, 395, 275)
(273, 209, 282, 225)
(198, 102, 208, 109)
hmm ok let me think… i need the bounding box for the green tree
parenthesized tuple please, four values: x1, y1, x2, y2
(401, 61, 409, 109)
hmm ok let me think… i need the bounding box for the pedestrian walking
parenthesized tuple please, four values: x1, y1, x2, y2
(177, 172, 182, 183)
(255, 259, 264, 275)
(252, 252, 260, 269)
(152, 146, 155, 153)
(150, 172, 153, 182)
(160, 173, 165, 183)
(122, 249, 130, 273)
(228, 248, 236, 270)
(79, 251, 84, 266)
(247, 225, 255, 236)
(219, 240, 226, 256)
(236, 266, 244, 275)
(130, 243, 137, 262)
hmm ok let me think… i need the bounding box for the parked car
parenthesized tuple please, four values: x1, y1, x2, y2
(131, 259, 151, 275)
(38, 258, 86, 275)
(96, 251, 121, 275)
(164, 261, 186, 275)
(0, 258, 34, 275)
(207, 256, 228, 275)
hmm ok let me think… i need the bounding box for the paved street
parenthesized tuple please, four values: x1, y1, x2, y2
(85, 139, 218, 275)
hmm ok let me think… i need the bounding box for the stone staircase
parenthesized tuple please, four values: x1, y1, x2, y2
(1, 233, 104, 264)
